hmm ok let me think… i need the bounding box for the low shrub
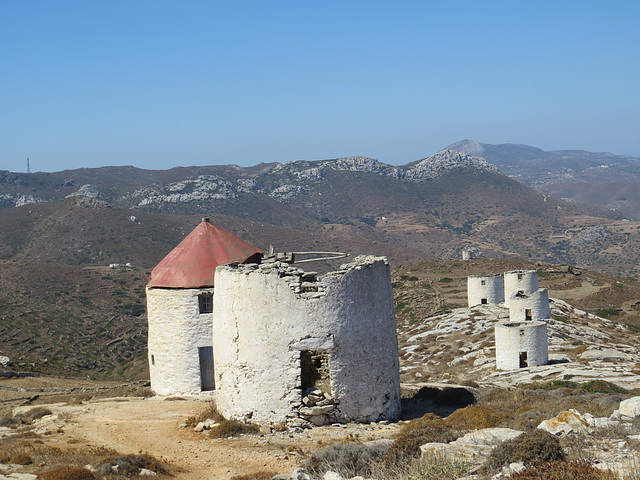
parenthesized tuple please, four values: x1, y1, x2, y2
(0, 416, 20, 428)
(445, 405, 506, 430)
(209, 419, 259, 438)
(306, 441, 391, 478)
(385, 414, 460, 465)
(485, 429, 565, 471)
(511, 460, 617, 480)
(38, 466, 100, 480)
(186, 402, 225, 427)
(18, 407, 52, 424)
(95, 452, 169, 476)
(406, 455, 473, 480)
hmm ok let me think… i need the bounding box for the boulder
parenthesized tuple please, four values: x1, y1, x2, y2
(537, 409, 590, 435)
(618, 396, 640, 418)
(420, 427, 523, 462)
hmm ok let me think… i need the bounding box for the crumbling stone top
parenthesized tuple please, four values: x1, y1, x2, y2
(468, 273, 503, 279)
(217, 255, 389, 299)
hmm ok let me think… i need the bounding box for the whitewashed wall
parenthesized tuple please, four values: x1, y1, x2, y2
(495, 321, 548, 370)
(212, 256, 401, 425)
(467, 274, 505, 307)
(503, 270, 538, 307)
(508, 288, 550, 322)
(146, 287, 214, 395)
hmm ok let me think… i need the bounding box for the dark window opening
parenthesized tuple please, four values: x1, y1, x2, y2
(525, 308, 532, 320)
(301, 350, 331, 395)
(481, 298, 488, 304)
(151, 355, 155, 366)
(198, 294, 213, 314)
(517, 273, 524, 280)
(480, 280, 486, 286)
(519, 351, 528, 368)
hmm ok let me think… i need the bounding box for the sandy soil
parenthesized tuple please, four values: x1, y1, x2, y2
(8, 391, 400, 479)
(59, 397, 307, 479)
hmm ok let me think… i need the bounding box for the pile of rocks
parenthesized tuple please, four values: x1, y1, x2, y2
(297, 388, 337, 426)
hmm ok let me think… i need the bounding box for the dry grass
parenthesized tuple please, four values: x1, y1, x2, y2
(511, 460, 617, 480)
(185, 402, 225, 427)
(230, 471, 280, 480)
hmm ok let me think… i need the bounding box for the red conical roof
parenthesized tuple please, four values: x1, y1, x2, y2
(147, 218, 262, 288)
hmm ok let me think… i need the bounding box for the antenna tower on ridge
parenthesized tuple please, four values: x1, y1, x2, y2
(26, 158, 31, 174)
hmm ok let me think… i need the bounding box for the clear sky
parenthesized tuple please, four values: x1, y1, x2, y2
(1, 1, 639, 173)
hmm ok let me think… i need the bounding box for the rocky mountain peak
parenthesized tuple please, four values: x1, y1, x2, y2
(403, 149, 499, 180)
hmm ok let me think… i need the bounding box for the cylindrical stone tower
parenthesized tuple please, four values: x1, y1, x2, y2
(212, 256, 401, 426)
(495, 321, 548, 370)
(508, 288, 550, 322)
(467, 274, 505, 307)
(146, 218, 261, 396)
(504, 270, 539, 307)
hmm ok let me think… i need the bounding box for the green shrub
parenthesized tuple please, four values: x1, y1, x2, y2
(511, 460, 617, 480)
(595, 308, 619, 318)
(485, 429, 565, 470)
(580, 380, 628, 394)
(438, 277, 453, 283)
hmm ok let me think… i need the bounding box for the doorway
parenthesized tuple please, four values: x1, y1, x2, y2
(199, 346, 215, 391)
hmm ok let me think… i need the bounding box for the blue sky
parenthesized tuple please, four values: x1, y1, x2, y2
(1, 1, 639, 173)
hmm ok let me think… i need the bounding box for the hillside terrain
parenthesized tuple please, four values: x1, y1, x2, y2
(1, 150, 639, 278)
(447, 139, 640, 216)
(1, 149, 640, 381)
(2, 256, 640, 382)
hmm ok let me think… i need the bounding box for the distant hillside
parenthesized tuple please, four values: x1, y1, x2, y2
(3, 257, 640, 381)
(447, 139, 640, 216)
(1, 149, 639, 277)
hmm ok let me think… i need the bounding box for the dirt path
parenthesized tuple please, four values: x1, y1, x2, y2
(61, 398, 303, 479)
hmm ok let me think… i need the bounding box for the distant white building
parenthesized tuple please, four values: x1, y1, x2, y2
(467, 274, 505, 307)
(466, 268, 550, 371)
(504, 270, 539, 307)
(508, 288, 551, 322)
(495, 321, 548, 370)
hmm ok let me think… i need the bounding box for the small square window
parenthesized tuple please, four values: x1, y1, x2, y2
(480, 280, 486, 286)
(198, 294, 213, 314)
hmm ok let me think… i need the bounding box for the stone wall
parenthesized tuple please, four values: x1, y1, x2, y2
(212, 256, 401, 426)
(495, 321, 548, 370)
(467, 274, 505, 307)
(146, 287, 214, 395)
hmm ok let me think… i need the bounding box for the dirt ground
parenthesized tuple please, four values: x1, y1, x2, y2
(0, 378, 402, 479)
